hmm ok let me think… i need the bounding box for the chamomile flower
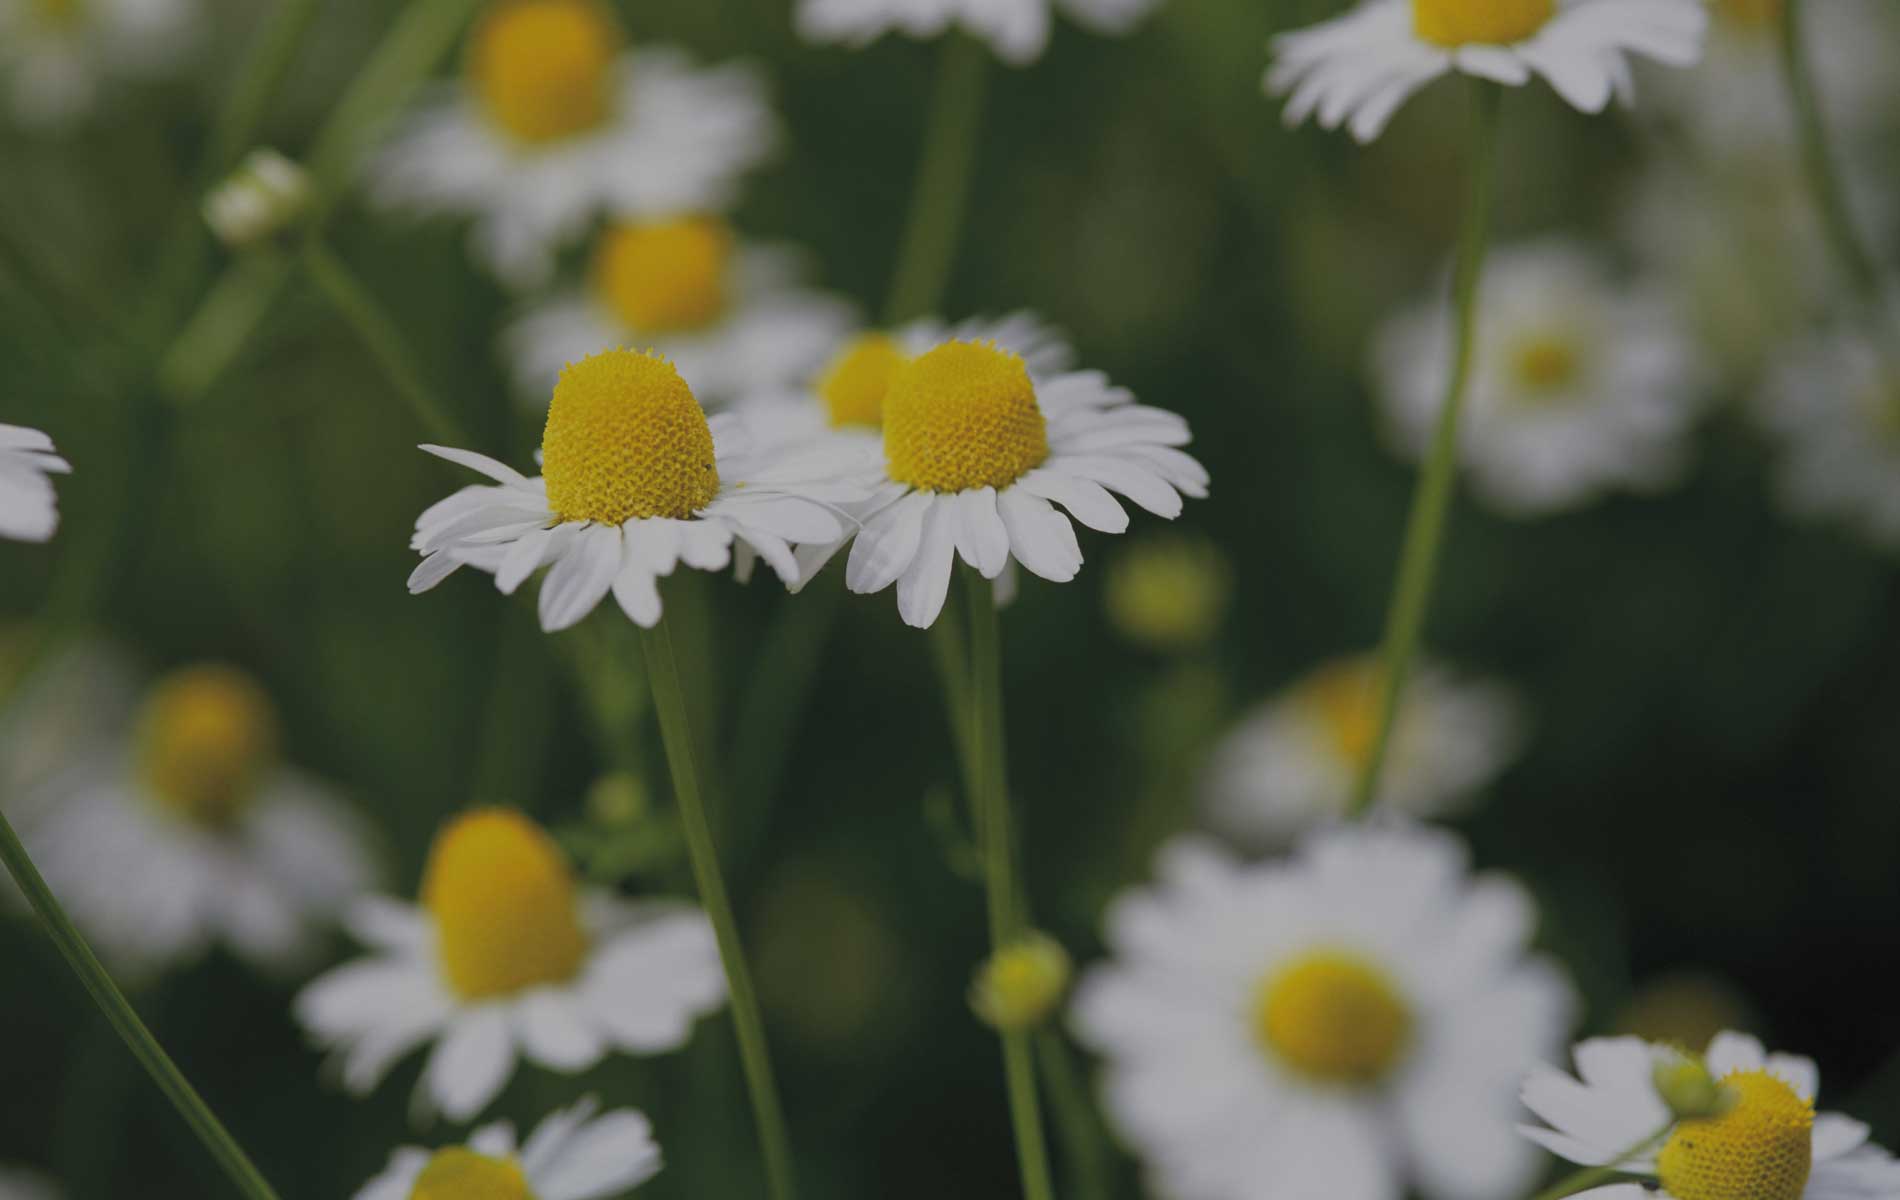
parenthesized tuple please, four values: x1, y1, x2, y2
(1266, 0, 1708, 143)
(1202, 654, 1521, 846)
(0, 1167, 58, 1200)
(354, 1096, 660, 1200)
(1073, 825, 1575, 1200)
(0, 424, 69, 543)
(1520, 1031, 1900, 1200)
(409, 349, 876, 633)
(503, 219, 854, 409)
(369, 0, 776, 289)
(297, 808, 726, 1123)
(1374, 239, 1708, 517)
(0, 0, 198, 130)
(1753, 330, 1900, 550)
(6, 664, 376, 981)
(796, 0, 1165, 66)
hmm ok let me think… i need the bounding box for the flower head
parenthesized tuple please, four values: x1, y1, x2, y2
(353, 1097, 660, 1200)
(0, 0, 200, 129)
(972, 933, 1071, 1031)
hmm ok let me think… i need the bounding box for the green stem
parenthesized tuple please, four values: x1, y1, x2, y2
(640, 613, 798, 1200)
(206, 0, 327, 174)
(0, 811, 283, 1200)
(1037, 1030, 1116, 1200)
(1525, 1122, 1672, 1200)
(884, 35, 989, 325)
(1348, 80, 1502, 818)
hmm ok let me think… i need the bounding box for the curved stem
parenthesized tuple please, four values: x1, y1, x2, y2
(1348, 79, 1502, 818)
(1525, 1122, 1673, 1200)
(1779, 0, 1886, 310)
(884, 34, 989, 325)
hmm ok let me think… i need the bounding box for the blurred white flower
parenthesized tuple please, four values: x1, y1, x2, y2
(353, 1096, 660, 1200)
(0, 0, 199, 130)
(0, 424, 70, 544)
(299, 809, 724, 1124)
(1202, 654, 1521, 846)
(1375, 239, 1708, 517)
(796, 0, 1164, 66)
(1753, 329, 1900, 550)
(202, 148, 310, 249)
(0, 637, 136, 808)
(1521, 1031, 1900, 1200)
(1073, 825, 1576, 1200)
(0, 1167, 58, 1200)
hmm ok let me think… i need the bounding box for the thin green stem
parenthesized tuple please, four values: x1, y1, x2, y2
(207, 0, 327, 174)
(884, 35, 989, 325)
(1525, 1122, 1672, 1200)
(640, 613, 798, 1200)
(0, 811, 283, 1200)
(1348, 80, 1502, 818)
(1037, 1030, 1116, 1200)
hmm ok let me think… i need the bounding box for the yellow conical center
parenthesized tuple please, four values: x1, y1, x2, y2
(410, 1148, 536, 1200)
(1299, 659, 1383, 771)
(137, 665, 278, 828)
(421, 808, 589, 1001)
(540, 349, 720, 525)
(883, 341, 1049, 493)
(1657, 1071, 1814, 1200)
(466, 0, 621, 145)
(592, 217, 732, 335)
(1256, 950, 1412, 1085)
(1718, 0, 1781, 29)
(1414, 0, 1554, 46)
(817, 333, 908, 429)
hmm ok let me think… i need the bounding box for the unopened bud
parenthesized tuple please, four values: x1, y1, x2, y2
(1653, 1051, 1737, 1121)
(203, 149, 309, 248)
(971, 933, 1071, 1032)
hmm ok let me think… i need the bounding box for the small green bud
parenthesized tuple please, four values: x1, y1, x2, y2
(1652, 1051, 1738, 1121)
(203, 149, 310, 248)
(971, 933, 1071, 1032)
(585, 771, 649, 828)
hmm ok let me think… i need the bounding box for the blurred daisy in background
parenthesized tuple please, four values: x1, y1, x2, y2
(298, 808, 725, 1123)
(796, 0, 1165, 66)
(1073, 825, 1575, 1200)
(0, 425, 70, 544)
(6, 664, 376, 981)
(1201, 653, 1521, 846)
(1521, 1031, 1900, 1200)
(503, 218, 854, 409)
(1266, 0, 1707, 143)
(354, 1096, 660, 1200)
(0, 1167, 58, 1200)
(1753, 330, 1900, 551)
(0, 0, 199, 130)
(1103, 532, 1232, 655)
(368, 0, 776, 289)
(0, 636, 135, 808)
(1375, 239, 1708, 518)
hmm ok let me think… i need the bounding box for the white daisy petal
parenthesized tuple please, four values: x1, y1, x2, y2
(424, 1006, 517, 1122)
(996, 489, 1082, 583)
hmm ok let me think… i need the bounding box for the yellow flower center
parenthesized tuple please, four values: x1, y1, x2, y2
(540, 349, 720, 525)
(410, 1148, 536, 1200)
(137, 666, 278, 828)
(1298, 659, 1383, 771)
(592, 217, 732, 335)
(421, 808, 589, 1001)
(1255, 949, 1412, 1085)
(1657, 1070, 1814, 1200)
(1414, 0, 1554, 46)
(34, 0, 82, 26)
(817, 333, 908, 429)
(1718, 0, 1782, 29)
(466, 0, 621, 145)
(1510, 333, 1582, 396)
(1104, 536, 1232, 651)
(883, 341, 1049, 493)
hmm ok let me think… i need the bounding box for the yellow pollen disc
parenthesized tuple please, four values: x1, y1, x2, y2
(1414, 0, 1554, 46)
(1510, 334, 1582, 395)
(540, 349, 720, 524)
(817, 333, 908, 429)
(137, 665, 279, 827)
(1255, 950, 1412, 1085)
(410, 1148, 537, 1200)
(1657, 1070, 1814, 1200)
(421, 808, 589, 1001)
(466, 0, 621, 145)
(883, 340, 1049, 493)
(1298, 659, 1383, 771)
(592, 217, 733, 335)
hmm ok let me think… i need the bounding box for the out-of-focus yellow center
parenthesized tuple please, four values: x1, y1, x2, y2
(1414, 0, 1554, 46)
(410, 1148, 536, 1200)
(1657, 1071, 1814, 1200)
(592, 217, 732, 334)
(1298, 659, 1383, 771)
(466, 0, 621, 145)
(1104, 536, 1232, 652)
(1510, 333, 1582, 396)
(883, 341, 1049, 493)
(1255, 950, 1412, 1085)
(540, 349, 719, 525)
(33, 0, 82, 26)
(421, 808, 589, 1001)
(1718, 0, 1782, 29)
(971, 934, 1071, 1032)
(818, 334, 907, 429)
(137, 665, 278, 827)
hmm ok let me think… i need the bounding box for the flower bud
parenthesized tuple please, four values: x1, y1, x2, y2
(585, 771, 649, 828)
(971, 933, 1071, 1032)
(1653, 1051, 1738, 1121)
(203, 149, 310, 248)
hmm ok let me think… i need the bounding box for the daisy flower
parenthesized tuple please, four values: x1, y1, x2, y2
(1265, 0, 1708, 143)
(1374, 239, 1708, 517)
(0, 0, 198, 130)
(1072, 825, 1576, 1200)
(0, 424, 70, 543)
(408, 349, 876, 633)
(1753, 329, 1900, 551)
(795, 0, 1165, 67)
(355, 1096, 660, 1200)
(6, 664, 377, 982)
(297, 808, 726, 1123)
(503, 218, 855, 409)
(1201, 653, 1521, 846)
(368, 0, 776, 289)
(0, 1167, 58, 1200)
(1520, 1031, 1900, 1200)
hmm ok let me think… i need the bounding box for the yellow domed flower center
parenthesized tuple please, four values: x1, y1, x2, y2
(421, 808, 589, 1001)
(818, 333, 908, 429)
(1657, 1070, 1814, 1200)
(1414, 0, 1554, 47)
(1718, 0, 1782, 30)
(410, 1148, 536, 1200)
(592, 217, 732, 334)
(1255, 949, 1412, 1085)
(1510, 332, 1582, 397)
(1298, 659, 1383, 771)
(540, 349, 720, 525)
(466, 0, 621, 145)
(137, 665, 278, 827)
(883, 341, 1049, 493)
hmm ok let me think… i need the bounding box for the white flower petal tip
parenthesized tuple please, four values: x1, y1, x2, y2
(793, 0, 1164, 65)
(1, 423, 71, 544)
